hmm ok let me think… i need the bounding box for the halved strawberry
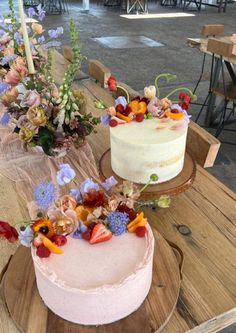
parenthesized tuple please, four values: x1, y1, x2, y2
(89, 223, 112, 245)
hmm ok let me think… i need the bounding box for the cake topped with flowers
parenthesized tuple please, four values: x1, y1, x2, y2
(0, 163, 169, 325)
(98, 74, 196, 185)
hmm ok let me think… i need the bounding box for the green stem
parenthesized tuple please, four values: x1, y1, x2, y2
(165, 87, 194, 100)
(154, 73, 177, 99)
(13, 219, 34, 226)
(139, 180, 151, 193)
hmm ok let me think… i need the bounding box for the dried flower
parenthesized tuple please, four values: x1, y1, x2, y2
(21, 90, 41, 109)
(19, 127, 35, 142)
(48, 208, 78, 235)
(144, 85, 156, 100)
(31, 22, 44, 35)
(27, 106, 47, 126)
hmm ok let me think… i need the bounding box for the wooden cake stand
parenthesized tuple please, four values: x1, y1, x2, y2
(1, 229, 182, 333)
(99, 149, 196, 200)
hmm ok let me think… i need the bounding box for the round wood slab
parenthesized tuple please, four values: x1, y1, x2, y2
(99, 149, 196, 200)
(3, 229, 181, 333)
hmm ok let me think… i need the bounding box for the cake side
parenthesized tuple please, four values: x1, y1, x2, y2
(110, 119, 188, 184)
(32, 224, 155, 325)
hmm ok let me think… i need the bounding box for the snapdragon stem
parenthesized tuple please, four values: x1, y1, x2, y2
(140, 180, 151, 193)
(165, 87, 194, 100)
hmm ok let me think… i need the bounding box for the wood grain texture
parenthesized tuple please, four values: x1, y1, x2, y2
(88, 59, 111, 88)
(3, 231, 181, 333)
(201, 25, 224, 37)
(1, 51, 236, 333)
(187, 121, 220, 168)
(99, 149, 196, 199)
(207, 38, 233, 58)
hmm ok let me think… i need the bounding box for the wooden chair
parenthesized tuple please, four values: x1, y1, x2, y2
(88, 60, 220, 168)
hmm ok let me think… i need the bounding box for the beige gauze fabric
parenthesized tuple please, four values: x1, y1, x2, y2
(0, 126, 100, 210)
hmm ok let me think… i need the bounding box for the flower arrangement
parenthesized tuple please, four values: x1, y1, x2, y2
(0, 164, 170, 258)
(100, 74, 197, 130)
(0, 1, 100, 155)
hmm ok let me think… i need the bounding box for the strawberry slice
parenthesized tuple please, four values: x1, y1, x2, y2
(89, 223, 112, 245)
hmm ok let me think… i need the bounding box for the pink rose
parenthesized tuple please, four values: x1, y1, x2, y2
(4, 69, 21, 85)
(21, 90, 41, 109)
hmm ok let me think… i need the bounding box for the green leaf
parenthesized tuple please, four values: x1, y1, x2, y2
(38, 127, 54, 156)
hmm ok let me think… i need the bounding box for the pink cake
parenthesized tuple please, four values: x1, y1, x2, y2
(32, 224, 154, 325)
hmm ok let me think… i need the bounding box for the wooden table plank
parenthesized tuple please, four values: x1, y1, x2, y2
(1, 51, 236, 333)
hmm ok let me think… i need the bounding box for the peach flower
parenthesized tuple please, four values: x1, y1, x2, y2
(56, 195, 77, 213)
(31, 23, 44, 35)
(48, 208, 78, 235)
(107, 106, 116, 116)
(158, 98, 172, 112)
(0, 34, 11, 45)
(1, 87, 18, 106)
(26, 107, 47, 127)
(14, 57, 28, 77)
(3, 47, 14, 56)
(19, 127, 35, 142)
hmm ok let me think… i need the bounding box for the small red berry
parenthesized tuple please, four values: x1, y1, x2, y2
(115, 104, 124, 113)
(136, 113, 144, 122)
(82, 229, 92, 241)
(136, 226, 147, 238)
(109, 119, 118, 127)
(171, 109, 179, 114)
(51, 235, 67, 246)
(36, 244, 51, 258)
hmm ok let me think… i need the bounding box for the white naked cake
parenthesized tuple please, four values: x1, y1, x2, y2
(110, 118, 188, 184)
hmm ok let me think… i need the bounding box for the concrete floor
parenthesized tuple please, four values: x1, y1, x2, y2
(1, 2, 236, 331)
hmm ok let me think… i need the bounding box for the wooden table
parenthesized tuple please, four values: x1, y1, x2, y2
(187, 37, 236, 126)
(0, 52, 236, 333)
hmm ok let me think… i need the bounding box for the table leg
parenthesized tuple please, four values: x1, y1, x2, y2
(204, 58, 221, 126)
(225, 62, 236, 85)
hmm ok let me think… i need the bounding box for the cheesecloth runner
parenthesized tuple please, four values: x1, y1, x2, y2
(0, 126, 100, 207)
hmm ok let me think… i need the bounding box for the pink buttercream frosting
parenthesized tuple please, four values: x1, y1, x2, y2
(32, 224, 154, 325)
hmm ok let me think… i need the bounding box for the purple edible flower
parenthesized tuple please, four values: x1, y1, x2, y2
(0, 82, 11, 96)
(0, 54, 17, 66)
(107, 212, 129, 236)
(100, 114, 110, 127)
(14, 32, 23, 45)
(0, 112, 11, 126)
(115, 96, 127, 108)
(19, 226, 34, 247)
(37, 35, 45, 44)
(27, 7, 36, 18)
(36, 4, 46, 21)
(101, 176, 118, 191)
(70, 188, 82, 203)
(56, 164, 76, 186)
(44, 41, 61, 49)
(48, 27, 63, 39)
(33, 181, 57, 209)
(79, 179, 100, 196)
(72, 222, 88, 239)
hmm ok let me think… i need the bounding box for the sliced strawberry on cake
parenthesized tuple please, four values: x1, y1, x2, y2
(89, 223, 112, 245)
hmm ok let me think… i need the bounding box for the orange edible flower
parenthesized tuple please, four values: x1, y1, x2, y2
(165, 111, 184, 120)
(31, 219, 55, 239)
(116, 112, 132, 123)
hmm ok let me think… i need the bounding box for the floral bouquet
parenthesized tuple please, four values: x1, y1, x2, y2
(0, 164, 170, 258)
(100, 74, 197, 130)
(0, 1, 100, 156)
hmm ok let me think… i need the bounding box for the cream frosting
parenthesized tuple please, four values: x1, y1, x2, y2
(110, 118, 188, 184)
(32, 225, 155, 325)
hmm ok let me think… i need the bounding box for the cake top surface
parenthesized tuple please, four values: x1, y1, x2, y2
(32, 225, 154, 291)
(110, 118, 187, 145)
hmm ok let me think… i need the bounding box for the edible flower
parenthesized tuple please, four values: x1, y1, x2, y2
(107, 76, 117, 92)
(107, 212, 129, 236)
(144, 85, 156, 100)
(19, 226, 34, 247)
(0, 221, 18, 243)
(56, 164, 76, 186)
(31, 219, 55, 239)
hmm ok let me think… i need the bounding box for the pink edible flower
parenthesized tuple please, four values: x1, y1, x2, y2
(4, 69, 21, 85)
(21, 90, 41, 109)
